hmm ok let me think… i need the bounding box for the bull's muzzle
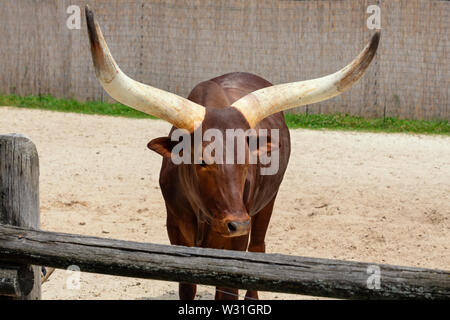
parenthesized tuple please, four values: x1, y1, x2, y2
(225, 218, 250, 237)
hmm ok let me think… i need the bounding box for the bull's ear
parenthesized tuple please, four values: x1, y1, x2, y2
(147, 137, 176, 158)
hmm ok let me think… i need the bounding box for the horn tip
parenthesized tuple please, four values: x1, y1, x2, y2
(85, 6, 99, 49)
(85, 5, 110, 80)
(85, 5, 92, 15)
(370, 30, 381, 52)
(85, 6, 95, 29)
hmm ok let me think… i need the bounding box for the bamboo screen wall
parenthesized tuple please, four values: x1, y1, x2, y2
(0, 0, 448, 120)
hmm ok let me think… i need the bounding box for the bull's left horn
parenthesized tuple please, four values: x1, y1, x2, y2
(232, 31, 381, 128)
(85, 6, 205, 132)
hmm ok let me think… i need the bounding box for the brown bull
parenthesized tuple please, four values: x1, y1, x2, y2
(86, 6, 380, 300)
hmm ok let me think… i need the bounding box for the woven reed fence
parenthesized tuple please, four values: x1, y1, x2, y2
(0, 0, 448, 120)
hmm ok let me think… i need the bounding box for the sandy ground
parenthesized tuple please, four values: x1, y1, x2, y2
(0, 106, 449, 300)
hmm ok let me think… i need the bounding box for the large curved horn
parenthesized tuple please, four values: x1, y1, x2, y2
(232, 31, 381, 128)
(85, 6, 205, 132)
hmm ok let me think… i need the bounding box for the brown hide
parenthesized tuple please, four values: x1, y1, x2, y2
(148, 72, 291, 300)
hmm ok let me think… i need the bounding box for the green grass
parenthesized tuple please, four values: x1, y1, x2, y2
(284, 113, 449, 135)
(1, 94, 448, 135)
(0, 94, 155, 119)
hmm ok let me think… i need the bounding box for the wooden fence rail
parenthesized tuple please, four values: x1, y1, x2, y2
(1, 134, 449, 300)
(1, 223, 450, 300)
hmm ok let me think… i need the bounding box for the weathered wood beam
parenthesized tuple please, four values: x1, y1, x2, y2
(0, 224, 449, 300)
(0, 264, 35, 297)
(0, 134, 41, 299)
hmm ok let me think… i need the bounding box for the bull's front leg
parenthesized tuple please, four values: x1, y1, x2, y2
(166, 208, 198, 300)
(179, 283, 197, 300)
(245, 196, 276, 300)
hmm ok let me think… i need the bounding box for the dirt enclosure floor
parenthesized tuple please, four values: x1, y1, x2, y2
(1, 107, 449, 299)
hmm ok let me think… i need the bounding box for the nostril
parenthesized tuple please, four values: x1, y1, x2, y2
(227, 222, 237, 233)
(227, 220, 250, 234)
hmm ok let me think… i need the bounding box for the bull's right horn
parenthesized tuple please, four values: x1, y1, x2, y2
(85, 6, 205, 132)
(232, 31, 381, 128)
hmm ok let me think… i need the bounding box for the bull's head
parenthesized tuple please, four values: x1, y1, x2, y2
(85, 6, 380, 237)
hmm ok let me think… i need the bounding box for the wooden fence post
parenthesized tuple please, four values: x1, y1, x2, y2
(0, 134, 41, 299)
